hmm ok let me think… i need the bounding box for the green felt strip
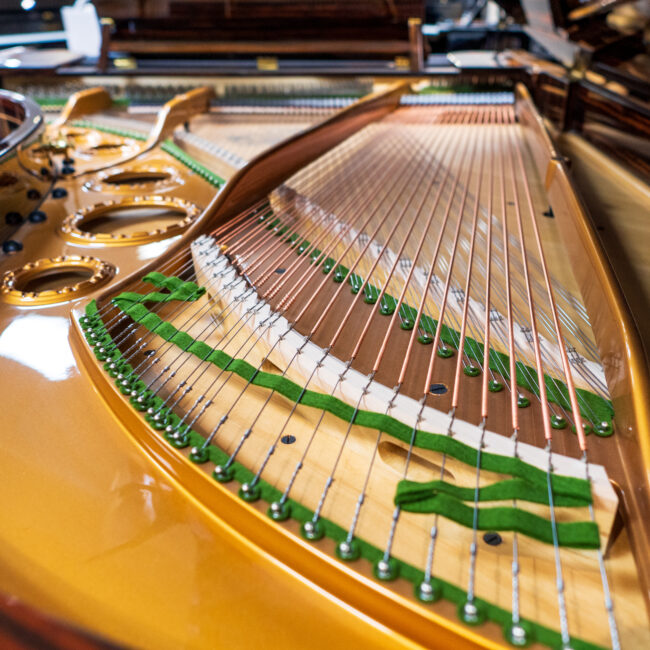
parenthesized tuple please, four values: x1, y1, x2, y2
(114, 272, 206, 305)
(72, 120, 146, 141)
(396, 492, 598, 548)
(396, 478, 590, 508)
(268, 232, 614, 427)
(111, 278, 594, 515)
(364, 288, 611, 426)
(160, 140, 226, 188)
(39, 97, 130, 108)
(81, 299, 606, 650)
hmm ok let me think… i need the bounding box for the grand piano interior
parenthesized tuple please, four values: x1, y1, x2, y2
(0, 1, 649, 649)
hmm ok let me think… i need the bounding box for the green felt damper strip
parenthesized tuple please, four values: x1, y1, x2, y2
(161, 140, 226, 188)
(114, 272, 206, 305)
(393, 491, 598, 548)
(109, 278, 599, 543)
(39, 97, 130, 108)
(372, 293, 611, 427)
(81, 299, 606, 650)
(72, 120, 146, 141)
(396, 478, 589, 508)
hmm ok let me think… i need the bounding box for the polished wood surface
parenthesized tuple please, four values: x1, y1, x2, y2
(0, 593, 120, 650)
(96, 0, 425, 67)
(556, 132, 650, 359)
(49, 88, 112, 131)
(108, 39, 414, 55)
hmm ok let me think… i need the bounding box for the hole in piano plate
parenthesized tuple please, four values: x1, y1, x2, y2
(103, 170, 171, 186)
(78, 142, 139, 159)
(89, 143, 125, 151)
(16, 267, 94, 293)
(59, 129, 85, 139)
(429, 383, 448, 395)
(378, 441, 455, 482)
(0, 172, 18, 187)
(83, 206, 186, 237)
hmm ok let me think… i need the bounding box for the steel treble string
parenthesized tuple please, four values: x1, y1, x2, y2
(509, 116, 620, 649)
(216, 111, 454, 501)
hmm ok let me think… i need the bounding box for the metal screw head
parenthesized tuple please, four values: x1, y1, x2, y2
(5, 212, 22, 226)
(482, 531, 503, 546)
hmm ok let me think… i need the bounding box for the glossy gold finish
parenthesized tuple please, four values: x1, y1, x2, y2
(69, 317, 513, 650)
(0, 256, 115, 306)
(60, 196, 200, 246)
(49, 87, 113, 132)
(0, 303, 433, 650)
(75, 86, 215, 177)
